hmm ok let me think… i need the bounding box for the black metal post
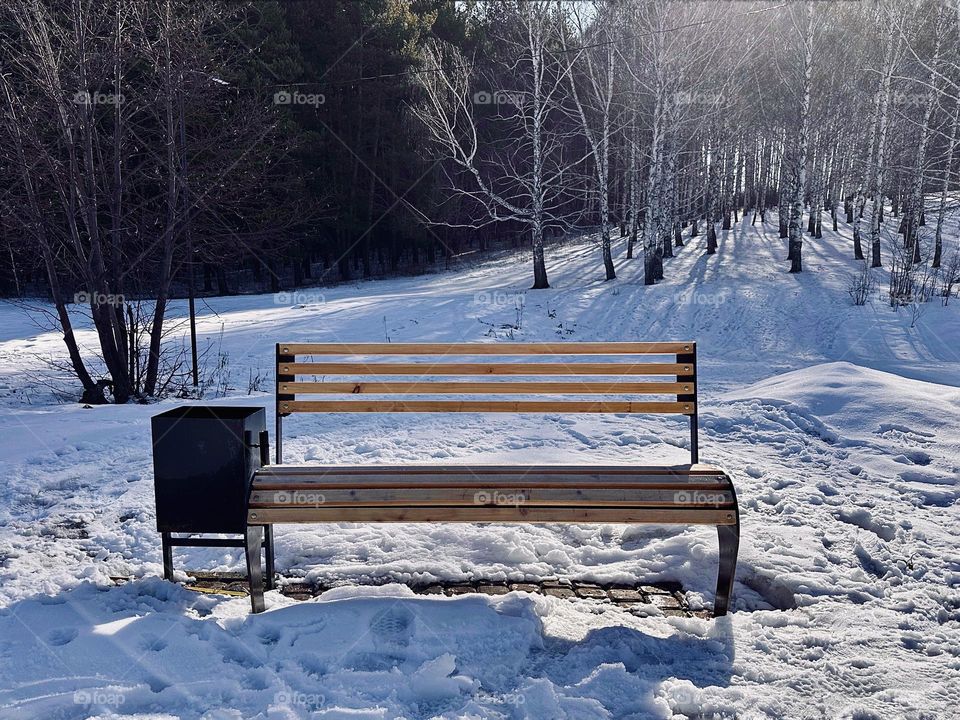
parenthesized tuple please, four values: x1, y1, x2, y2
(276, 344, 295, 465)
(187, 275, 199, 388)
(264, 526, 275, 591)
(181, 100, 199, 389)
(690, 416, 700, 465)
(258, 429, 275, 588)
(271, 345, 296, 588)
(275, 416, 283, 464)
(676, 343, 699, 464)
(258, 430, 270, 467)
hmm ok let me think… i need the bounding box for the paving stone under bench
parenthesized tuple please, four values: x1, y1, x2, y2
(574, 586, 608, 599)
(641, 582, 682, 594)
(477, 584, 509, 595)
(179, 573, 702, 617)
(446, 584, 475, 596)
(541, 585, 576, 599)
(647, 593, 683, 609)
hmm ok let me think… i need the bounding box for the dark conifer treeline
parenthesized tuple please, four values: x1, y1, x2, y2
(0, 0, 958, 401)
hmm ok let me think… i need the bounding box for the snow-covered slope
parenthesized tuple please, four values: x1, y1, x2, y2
(0, 215, 958, 719)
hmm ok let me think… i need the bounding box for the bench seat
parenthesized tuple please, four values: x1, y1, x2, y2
(243, 462, 739, 615)
(248, 464, 737, 524)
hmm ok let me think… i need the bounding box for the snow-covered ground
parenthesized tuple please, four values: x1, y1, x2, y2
(0, 214, 958, 719)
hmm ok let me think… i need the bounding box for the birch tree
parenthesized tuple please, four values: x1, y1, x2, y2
(414, 5, 578, 289)
(868, 7, 905, 268)
(934, 92, 959, 268)
(901, 3, 946, 265)
(560, 1, 619, 280)
(786, 2, 816, 274)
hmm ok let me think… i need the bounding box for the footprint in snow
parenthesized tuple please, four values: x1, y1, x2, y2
(46, 627, 78, 646)
(370, 606, 415, 653)
(138, 634, 168, 653)
(214, 635, 263, 669)
(256, 625, 283, 645)
(835, 507, 897, 542)
(240, 669, 271, 691)
(892, 450, 932, 466)
(875, 423, 935, 445)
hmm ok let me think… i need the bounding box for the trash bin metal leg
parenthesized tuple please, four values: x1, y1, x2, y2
(161, 532, 174, 581)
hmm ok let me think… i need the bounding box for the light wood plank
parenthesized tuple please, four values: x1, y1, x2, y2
(279, 400, 695, 414)
(253, 465, 730, 489)
(253, 468, 730, 491)
(278, 381, 693, 395)
(256, 463, 725, 475)
(247, 506, 737, 525)
(279, 342, 694, 356)
(279, 362, 692, 376)
(248, 487, 735, 508)
(254, 480, 729, 491)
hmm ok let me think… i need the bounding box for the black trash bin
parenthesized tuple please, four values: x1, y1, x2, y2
(151, 405, 271, 584)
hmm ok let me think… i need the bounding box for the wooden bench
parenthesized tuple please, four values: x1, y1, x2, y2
(243, 342, 739, 615)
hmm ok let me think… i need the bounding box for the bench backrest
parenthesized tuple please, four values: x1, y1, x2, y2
(274, 342, 700, 464)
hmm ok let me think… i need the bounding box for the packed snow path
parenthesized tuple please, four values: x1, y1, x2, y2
(0, 215, 958, 718)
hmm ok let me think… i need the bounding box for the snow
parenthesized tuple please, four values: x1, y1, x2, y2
(1, 214, 959, 718)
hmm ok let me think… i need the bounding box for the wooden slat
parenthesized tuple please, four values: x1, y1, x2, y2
(247, 506, 737, 525)
(254, 479, 729, 491)
(279, 342, 694, 356)
(256, 463, 725, 476)
(278, 400, 695, 414)
(279, 362, 692, 376)
(254, 465, 728, 487)
(255, 481, 727, 491)
(278, 381, 693, 395)
(248, 487, 735, 508)
(253, 466, 731, 490)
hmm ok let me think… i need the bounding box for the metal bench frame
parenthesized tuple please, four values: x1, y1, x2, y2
(244, 342, 739, 614)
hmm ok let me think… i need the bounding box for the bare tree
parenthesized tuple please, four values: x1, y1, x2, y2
(560, 1, 620, 281)
(934, 92, 959, 268)
(0, 0, 308, 402)
(901, 2, 947, 265)
(786, 1, 816, 274)
(867, 4, 906, 268)
(414, 5, 582, 289)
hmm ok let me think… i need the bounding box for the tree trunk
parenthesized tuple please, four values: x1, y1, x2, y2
(869, 18, 899, 269)
(0, 76, 97, 397)
(788, 4, 814, 274)
(905, 3, 945, 266)
(934, 94, 960, 268)
(532, 224, 549, 289)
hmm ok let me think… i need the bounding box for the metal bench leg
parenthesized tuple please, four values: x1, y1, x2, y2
(264, 525, 276, 591)
(714, 522, 740, 616)
(245, 526, 266, 613)
(161, 532, 174, 581)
